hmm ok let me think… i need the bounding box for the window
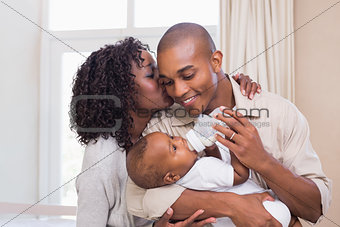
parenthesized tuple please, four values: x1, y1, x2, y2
(134, 0, 219, 27)
(48, 0, 127, 30)
(41, 0, 220, 206)
(60, 52, 90, 205)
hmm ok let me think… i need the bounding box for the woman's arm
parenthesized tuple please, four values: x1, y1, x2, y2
(76, 173, 110, 227)
(77, 139, 133, 227)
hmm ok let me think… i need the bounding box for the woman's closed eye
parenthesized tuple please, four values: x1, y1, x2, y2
(146, 74, 154, 79)
(161, 80, 173, 86)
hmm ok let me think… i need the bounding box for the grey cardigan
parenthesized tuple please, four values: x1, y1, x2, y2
(76, 137, 152, 227)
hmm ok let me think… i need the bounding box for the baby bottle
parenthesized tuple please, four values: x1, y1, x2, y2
(186, 107, 228, 152)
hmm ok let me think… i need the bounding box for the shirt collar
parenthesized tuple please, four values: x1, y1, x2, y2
(170, 75, 260, 127)
(229, 75, 261, 117)
(170, 104, 197, 126)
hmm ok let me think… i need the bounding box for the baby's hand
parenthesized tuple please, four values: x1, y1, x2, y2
(204, 144, 222, 160)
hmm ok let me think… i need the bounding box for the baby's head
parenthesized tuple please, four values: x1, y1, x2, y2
(126, 132, 198, 189)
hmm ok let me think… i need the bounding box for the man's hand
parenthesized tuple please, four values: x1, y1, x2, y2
(154, 208, 216, 227)
(233, 73, 261, 100)
(229, 192, 282, 227)
(213, 107, 271, 170)
(213, 108, 322, 222)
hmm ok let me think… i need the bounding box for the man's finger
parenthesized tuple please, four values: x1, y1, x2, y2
(213, 124, 240, 143)
(262, 208, 282, 227)
(269, 215, 282, 227)
(215, 134, 238, 152)
(219, 107, 251, 128)
(214, 113, 246, 135)
(259, 192, 275, 202)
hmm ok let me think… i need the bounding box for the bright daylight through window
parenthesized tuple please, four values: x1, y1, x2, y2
(46, 0, 219, 206)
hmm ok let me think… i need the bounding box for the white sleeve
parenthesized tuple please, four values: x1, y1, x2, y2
(177, 157, 234, 191)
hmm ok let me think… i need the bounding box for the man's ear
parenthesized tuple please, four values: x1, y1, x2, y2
(210, 50, 223, 73)
(163, 172, 181, 185)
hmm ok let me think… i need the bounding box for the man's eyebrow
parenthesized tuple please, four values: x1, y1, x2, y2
(177, 65, 194, 74)
(159, 65, 194, 78)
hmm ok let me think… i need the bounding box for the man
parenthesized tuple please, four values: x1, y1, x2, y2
(126, 23, 331, 226)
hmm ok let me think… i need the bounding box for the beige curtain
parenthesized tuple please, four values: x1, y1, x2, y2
(220, 0, 295, 101)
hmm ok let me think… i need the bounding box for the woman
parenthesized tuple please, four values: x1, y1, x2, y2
(71, 37, 260, 227)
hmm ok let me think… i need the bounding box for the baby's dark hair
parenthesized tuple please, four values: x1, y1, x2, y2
(126, 135, 165, 189)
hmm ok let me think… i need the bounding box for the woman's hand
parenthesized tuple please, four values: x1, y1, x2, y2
(213, 108, 271, 171)
(154, 208, 216, 227)
(233, 73, 261, 100)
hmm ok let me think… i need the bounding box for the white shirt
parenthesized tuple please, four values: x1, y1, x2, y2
(176, 157, 234, 191)
(176, 156, 291, 227)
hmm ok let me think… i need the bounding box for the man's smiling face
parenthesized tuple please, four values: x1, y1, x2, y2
(158, 38, 219, 116)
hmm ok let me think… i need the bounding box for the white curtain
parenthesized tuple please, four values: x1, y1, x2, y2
(220, 0, 295, 101)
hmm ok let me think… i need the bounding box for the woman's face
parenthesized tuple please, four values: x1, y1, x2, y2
(132, 50, 174, 112)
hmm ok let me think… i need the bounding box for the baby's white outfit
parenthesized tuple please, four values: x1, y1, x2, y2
(176, 155, 291, 227)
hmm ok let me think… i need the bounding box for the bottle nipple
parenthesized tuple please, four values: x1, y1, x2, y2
(185, 107, 229, 153)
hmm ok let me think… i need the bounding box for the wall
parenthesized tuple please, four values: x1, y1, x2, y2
(294, 0, 340, 226)
(0, 0, 338, 224)
(0, 0, 41, 205)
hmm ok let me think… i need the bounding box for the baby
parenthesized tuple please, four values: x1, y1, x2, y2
(127, 132, 291, 227)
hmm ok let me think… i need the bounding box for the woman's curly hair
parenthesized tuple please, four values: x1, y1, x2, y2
(70, 37, 150, 150)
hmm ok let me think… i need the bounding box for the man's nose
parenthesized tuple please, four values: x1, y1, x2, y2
(172, 80, 189, 99)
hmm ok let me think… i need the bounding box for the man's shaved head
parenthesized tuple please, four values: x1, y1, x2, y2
(157, 23, 216, 58)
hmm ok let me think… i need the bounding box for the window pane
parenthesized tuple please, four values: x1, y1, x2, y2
(134, 0, 219, 27)
(49, 0, 127, 31)
(61, 52, 89, 205)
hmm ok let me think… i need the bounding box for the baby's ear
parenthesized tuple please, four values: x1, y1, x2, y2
(163, 172, 180, 185)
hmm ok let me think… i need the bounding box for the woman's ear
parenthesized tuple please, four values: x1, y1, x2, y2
(210, 50, 223, 73)
(163, 172, 180, 185)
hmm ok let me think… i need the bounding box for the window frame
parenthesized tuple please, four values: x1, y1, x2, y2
(39, 0, 220, 205)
